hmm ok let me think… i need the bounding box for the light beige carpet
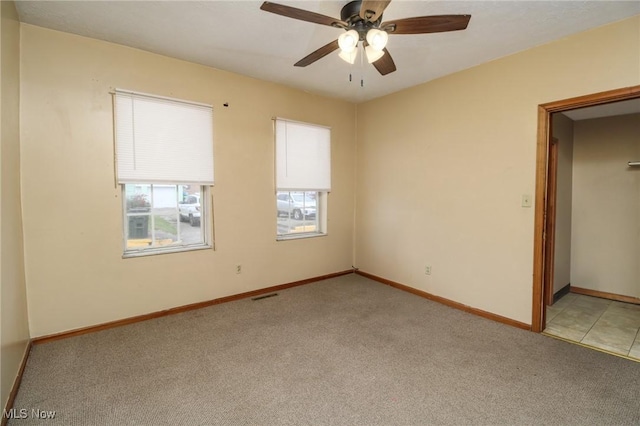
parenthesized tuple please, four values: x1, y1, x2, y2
(9, 274, 640, 425)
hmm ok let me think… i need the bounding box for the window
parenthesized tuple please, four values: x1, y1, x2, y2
(274, 118, 330, 240)
(124, 184, 206, 252)
(114, 89, 213, 256)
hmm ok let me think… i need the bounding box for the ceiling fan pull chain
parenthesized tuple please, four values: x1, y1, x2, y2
(360, 43, 364, 88)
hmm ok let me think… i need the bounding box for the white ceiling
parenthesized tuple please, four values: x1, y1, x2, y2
(14, 1, 640, 103)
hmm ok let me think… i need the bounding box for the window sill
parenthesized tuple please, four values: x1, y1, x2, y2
(276, 232, 326, 242)
(123, 244, 212, 258)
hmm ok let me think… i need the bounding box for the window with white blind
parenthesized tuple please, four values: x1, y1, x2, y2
(274, 118, 330, 240)
(114, 89, 213, 256)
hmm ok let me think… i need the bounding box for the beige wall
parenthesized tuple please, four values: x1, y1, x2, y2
(551, 113, 574, 294)
(571, 113, 640, 298)
(20, 25, 356, 337)
(355, 17, 640, 324)
(13, 14, 640, 337)
(1, 0, 30, 409)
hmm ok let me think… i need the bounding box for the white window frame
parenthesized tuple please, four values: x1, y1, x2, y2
(122, 184, 212, 258)
(114, 89, 214, 256)
(276, 191, 328, 241)
(274, 118, 330, 241)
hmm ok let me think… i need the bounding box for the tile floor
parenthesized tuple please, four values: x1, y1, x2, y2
(544, 293, 640, 361)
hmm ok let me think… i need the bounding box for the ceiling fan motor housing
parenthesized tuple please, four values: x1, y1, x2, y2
(341, 0, 383, 40)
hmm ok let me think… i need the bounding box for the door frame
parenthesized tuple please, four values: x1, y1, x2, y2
(543, 137, 558, 308)
(531, 85, 640, 333)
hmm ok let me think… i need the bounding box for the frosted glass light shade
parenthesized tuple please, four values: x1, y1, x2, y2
(366, 29, 388, 51)
(338, 30, 359, 53)
(365, 45, 385, 63)
(339, 49, 358, 64)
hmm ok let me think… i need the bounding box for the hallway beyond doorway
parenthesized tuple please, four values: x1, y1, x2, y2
(544, 293, 640, 361)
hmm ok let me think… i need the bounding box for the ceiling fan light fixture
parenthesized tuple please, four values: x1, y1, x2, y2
(338, 49, 358, 64)
(365, 45, 385, 63)
(338, 29, 359, 53)
(365, 29, 388, 51)
(260, 1, 471, 77)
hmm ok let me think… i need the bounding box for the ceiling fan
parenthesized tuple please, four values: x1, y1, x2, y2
(260, 0, 471, 76)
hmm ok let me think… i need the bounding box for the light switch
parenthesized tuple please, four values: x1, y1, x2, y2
(522, 194, 532, 208)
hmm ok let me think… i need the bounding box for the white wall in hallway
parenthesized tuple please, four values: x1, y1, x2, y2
(571, 113, 640, 298)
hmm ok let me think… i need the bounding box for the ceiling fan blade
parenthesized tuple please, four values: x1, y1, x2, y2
(381, 15, 471, 35)
(294, 39, 340, 67)
(260, 2, 347, 28)
(359, 1, 392, 23)
(372, 48, 396, 76)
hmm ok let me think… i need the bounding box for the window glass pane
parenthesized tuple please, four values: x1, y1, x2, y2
(277, 191, 319, 237)
(178, 185, 204, 245)
(125, 184, 151, 248)
(152, 185, 179, 246)
(124, 184, 206, 254)
(125, 184, 151, 214)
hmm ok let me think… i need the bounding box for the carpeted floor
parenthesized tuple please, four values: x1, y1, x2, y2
(9, 274, 640, 425)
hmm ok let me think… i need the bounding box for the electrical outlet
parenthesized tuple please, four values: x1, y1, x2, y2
(236, 264, 242, 274)
(425, 266, 432, 275)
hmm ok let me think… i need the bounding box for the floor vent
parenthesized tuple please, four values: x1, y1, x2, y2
(252, 293, 278, 301)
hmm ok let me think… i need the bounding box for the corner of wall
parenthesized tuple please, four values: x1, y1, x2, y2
(1, 0, 31, 411)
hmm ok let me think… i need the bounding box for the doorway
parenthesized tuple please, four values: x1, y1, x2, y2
(532, 85, 640, 333)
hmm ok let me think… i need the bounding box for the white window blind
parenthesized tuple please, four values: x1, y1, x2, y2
(115, 89, 214, 184)
(275, 118, 331, 191)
